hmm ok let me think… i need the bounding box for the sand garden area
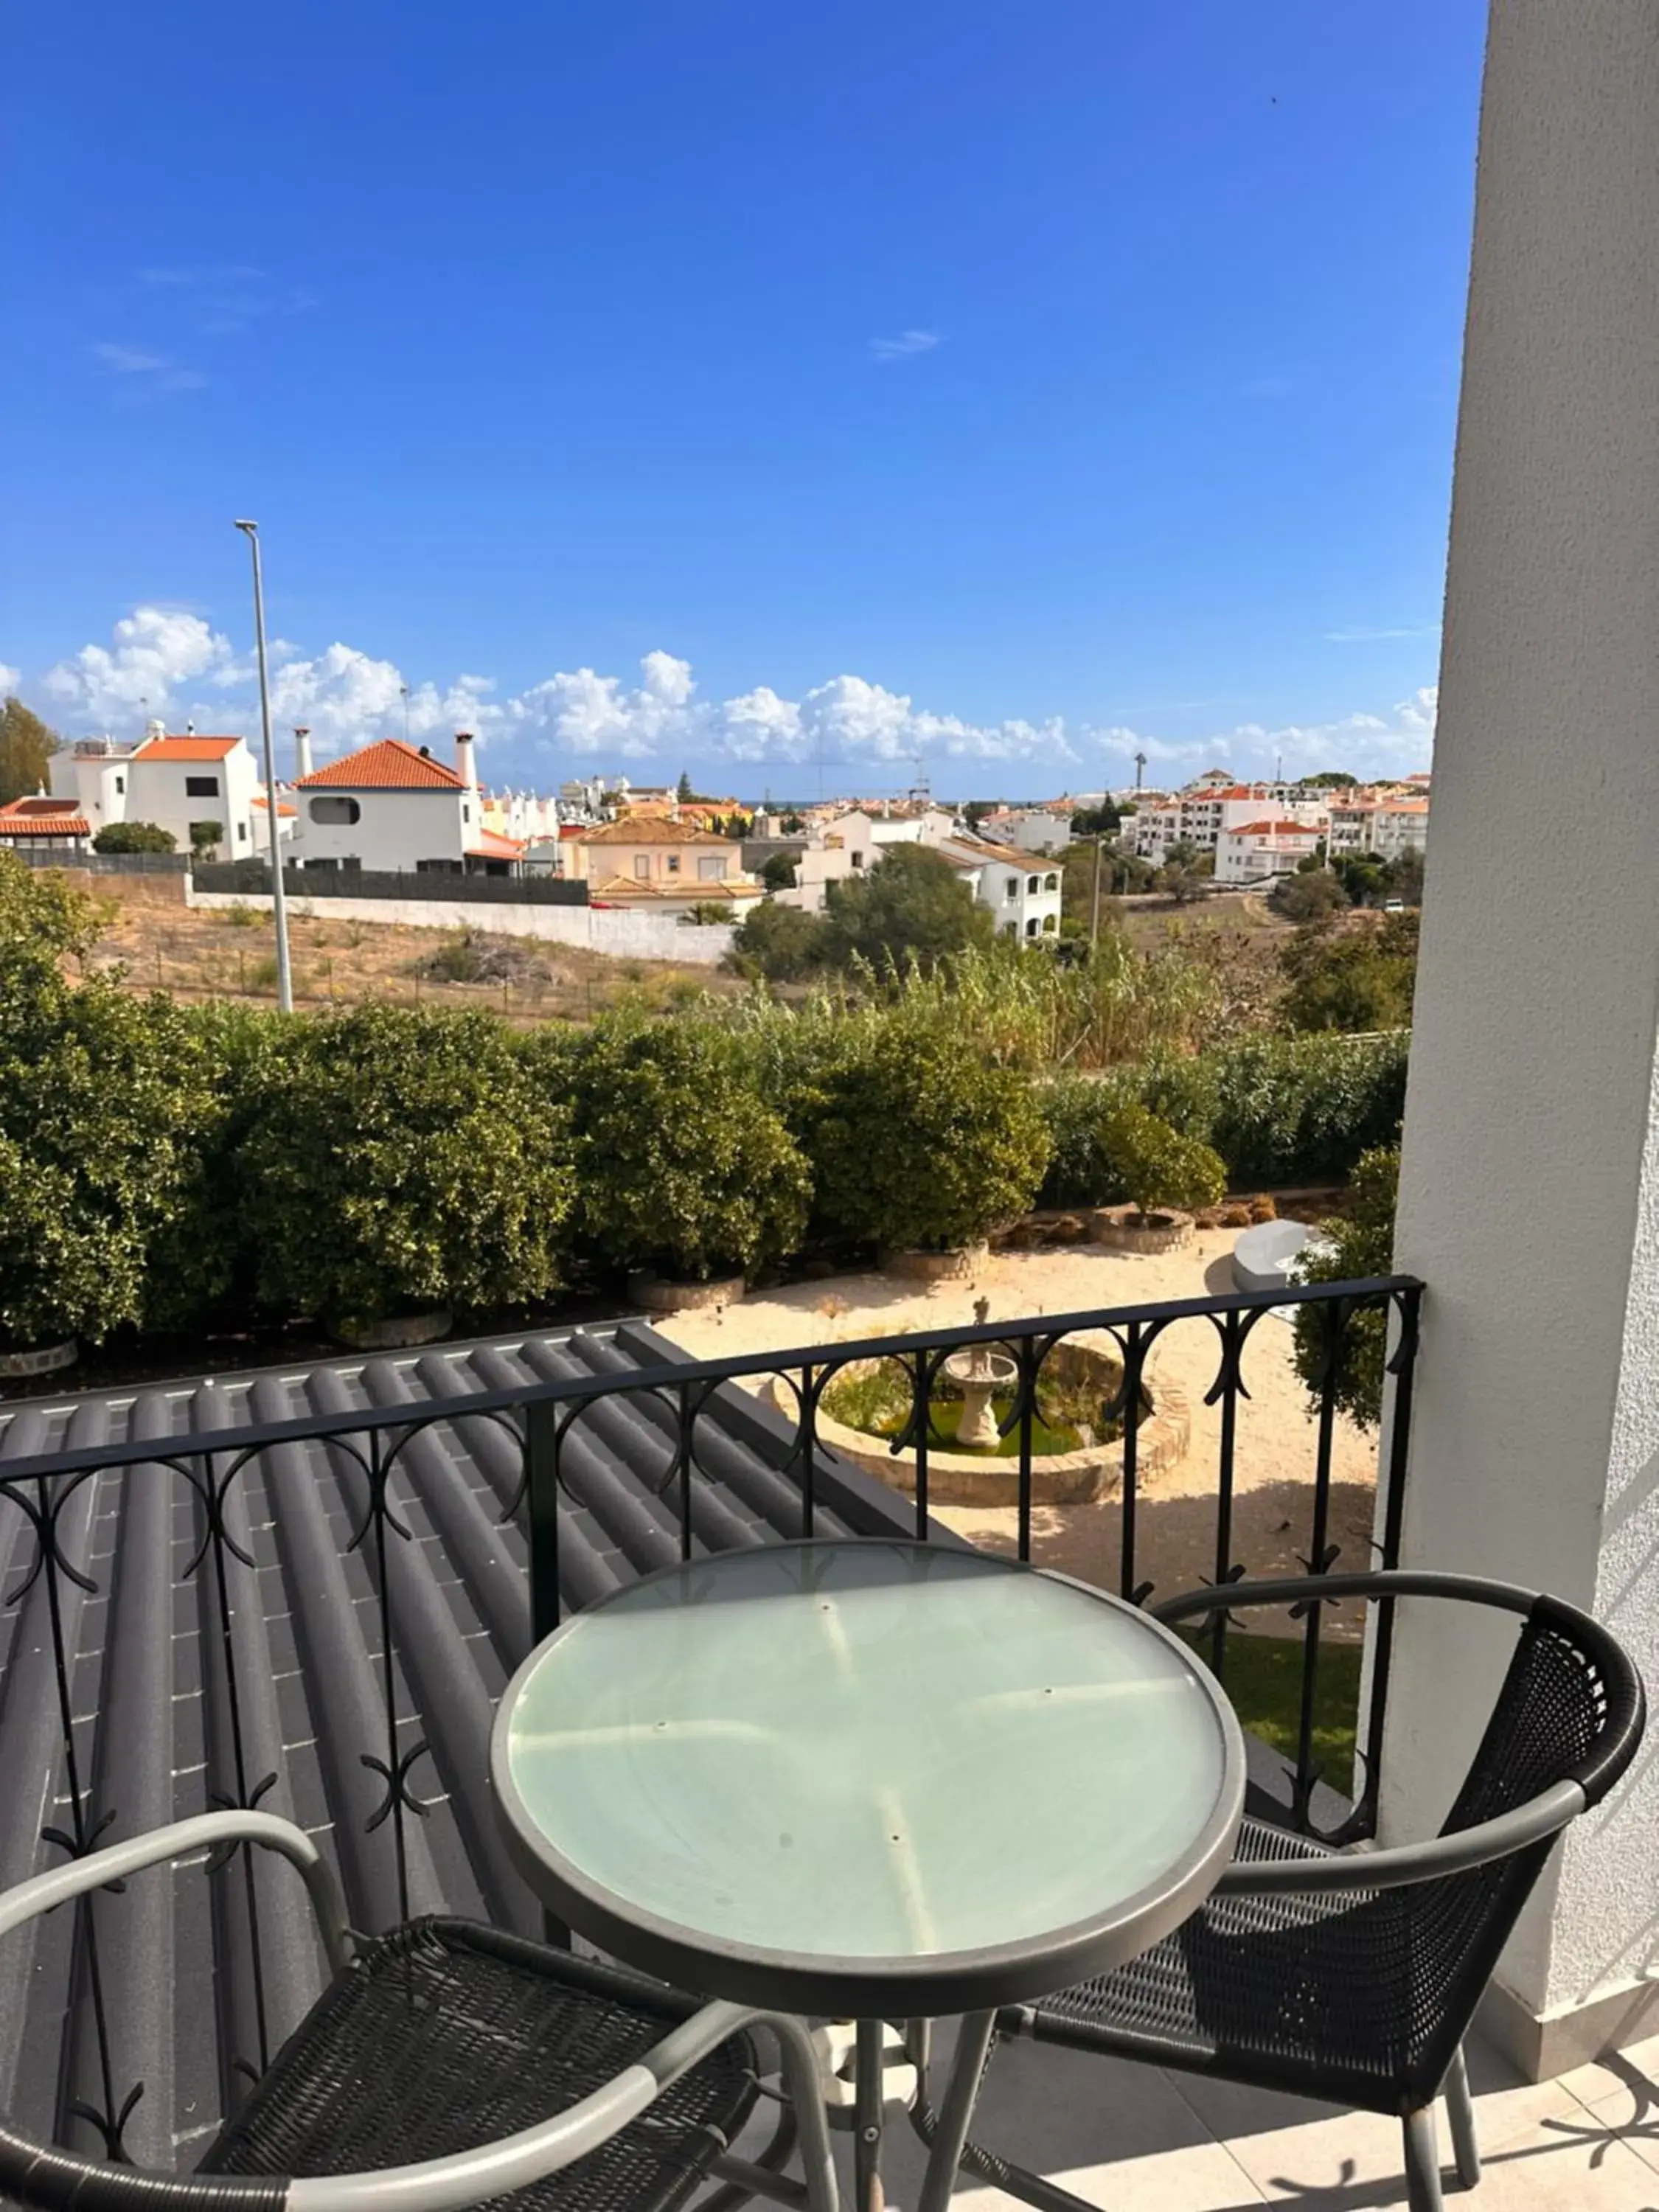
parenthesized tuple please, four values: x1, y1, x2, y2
(657, 1225, 1382, 1644)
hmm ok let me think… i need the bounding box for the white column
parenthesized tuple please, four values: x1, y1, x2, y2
(1380, 0, 1659, 2078)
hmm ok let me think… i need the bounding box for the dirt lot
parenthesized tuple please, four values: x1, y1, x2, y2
(81, 889, 748, 1026)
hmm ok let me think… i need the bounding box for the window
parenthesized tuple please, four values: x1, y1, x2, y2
(185, 775, 220, 798)
(1025, 917, 1038, 938)
(667, 855, 681, 874)
(1041, 912, 1057, 933)
(1027, 875, 1040, 894)
(236, 823, 248, 843)
(416, 858, 462, 875)
(1044, 872, 1059, 892)
(114, 776, 125, 794)
(636, 855, 652, 878)
(698, 855, 729, 881)
(310, 795, 361, 826)
(462, 803, 471, 823)
(305, 857, 340, 873)
(851, 850, 864, 869)
(1004, 877, 1018, 900)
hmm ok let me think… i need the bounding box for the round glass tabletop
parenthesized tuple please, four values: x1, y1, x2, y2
(491, 1540, 1245, 2015)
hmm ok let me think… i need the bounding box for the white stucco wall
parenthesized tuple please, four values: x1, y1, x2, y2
(126, 748, 261, 855)
(291, 787, 472, 871)
(187, 887, 736, 964)
(1382, 0, 1659, 2033)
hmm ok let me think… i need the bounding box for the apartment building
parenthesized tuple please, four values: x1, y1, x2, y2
(1326, 787, 1431, 860)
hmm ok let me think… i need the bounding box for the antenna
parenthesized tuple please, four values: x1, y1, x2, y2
(1133, 749, 1147, 792)
(908, 753, 931, 806)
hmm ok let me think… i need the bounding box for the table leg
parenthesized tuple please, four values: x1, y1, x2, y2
(854, 2019, 886, 2212)
(916, 2011, 997, 2212)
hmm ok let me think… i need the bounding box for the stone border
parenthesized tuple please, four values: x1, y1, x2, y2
(1091, 1204, 1194, 1254)
(777, 1340, 1192, 1507)
(0, 1338, 79, 1380)
(880, 1244, 990, 1283)
(335, 1307, 453, 1351)
(628, 1271, 747, 1314)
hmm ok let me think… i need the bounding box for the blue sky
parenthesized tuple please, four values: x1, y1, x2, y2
(1, 0, 1486, 798)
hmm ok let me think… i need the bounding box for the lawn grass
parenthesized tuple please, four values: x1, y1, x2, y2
(1181, 1627, 1363, 1801)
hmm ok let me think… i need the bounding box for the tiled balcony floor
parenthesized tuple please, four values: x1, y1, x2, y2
(806, 2020, 1659, 2212)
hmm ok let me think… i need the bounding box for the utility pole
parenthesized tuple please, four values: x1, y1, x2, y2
(1090, 835, 1105, 943)
(233, 520, 293, 1014)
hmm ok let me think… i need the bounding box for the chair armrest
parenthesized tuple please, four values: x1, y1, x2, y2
(0, 1811, 352, 1975)
(285, 2004, 839, 2212)
(1214, 1778, 1586, 1895)
(1152, 1568, 1540, 1627)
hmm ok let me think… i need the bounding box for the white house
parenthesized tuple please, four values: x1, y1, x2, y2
(980, 806, 1074, 855)
(783, 807, 954, 913)
(929, 832, 1065, 939)
(50, 727, 268, 856)
(1214, 818, 1324, 886)
(291, 734, 524, 875)
(1326, 788, 1430, 860)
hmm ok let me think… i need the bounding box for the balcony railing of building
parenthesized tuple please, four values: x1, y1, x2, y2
(0, 1272, 1420, 2169)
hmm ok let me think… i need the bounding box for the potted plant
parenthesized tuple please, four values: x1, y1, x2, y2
(243, 1003, 576, 1346)
(1093, 1104, 1225, 1253)
(0, 855, 213, 1372)
(559, 1018, 810, 1308)
(808, 1023, 1051, 1278)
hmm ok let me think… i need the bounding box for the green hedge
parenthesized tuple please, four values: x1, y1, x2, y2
(1040, 1032, 1408, 1205)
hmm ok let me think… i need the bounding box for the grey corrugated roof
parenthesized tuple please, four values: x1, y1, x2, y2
(0, 1319, 915, 2171)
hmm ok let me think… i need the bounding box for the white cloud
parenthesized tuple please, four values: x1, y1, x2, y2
(28, 606, 1437, 787)
(869, 329, 942, 363)
(91, 343, 206, 394)
(0, 664, 19, 695)
(1325, 622, 1441, 644)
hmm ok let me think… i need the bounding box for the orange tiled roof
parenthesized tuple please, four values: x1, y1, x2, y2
(580, 816, 728, 846)
(0, 797, 89, 835)
(587, 873, 761, 902)
(296, 738, 465, 790)
(131, 734, 242, 762)
(251, 796, 298, 816)
(1230, 820, 1320, 838)
(465, 828, 526, 861)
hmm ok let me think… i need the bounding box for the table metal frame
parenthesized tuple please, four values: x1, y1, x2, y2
(490, 1540, 1246, 2212)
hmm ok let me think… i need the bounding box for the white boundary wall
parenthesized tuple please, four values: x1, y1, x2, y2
(187, 887, 737, 966)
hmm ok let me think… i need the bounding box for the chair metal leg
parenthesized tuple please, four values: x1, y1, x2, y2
(1444, 2045, 1481, 2189)
(1402, 2107, 1445, 2212)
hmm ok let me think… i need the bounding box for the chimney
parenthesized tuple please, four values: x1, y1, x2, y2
(293, 726, 313, 781)
(455, 731, 479, 791)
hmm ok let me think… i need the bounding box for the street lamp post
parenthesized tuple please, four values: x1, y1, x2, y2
(233, 520, 293, 1014)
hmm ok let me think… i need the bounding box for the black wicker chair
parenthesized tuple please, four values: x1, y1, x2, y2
(0, 1810, 839, 2212)
(912, 1569, 1646, 2212)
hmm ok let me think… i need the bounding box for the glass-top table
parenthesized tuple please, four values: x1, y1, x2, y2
(490, 1539, 1245, 2211)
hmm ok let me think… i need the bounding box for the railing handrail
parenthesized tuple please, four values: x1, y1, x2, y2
(0, 1273, 1423, 1486)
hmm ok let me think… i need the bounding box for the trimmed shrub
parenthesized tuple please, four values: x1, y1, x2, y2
(91, 821, 175, 854)
(1097, 1105, 1225, 1221)
(810, 1021, 1051, 1252)
(244, 1003, 576, 1331)
(1293, 1147, 1399, 1426)
(563, 1018, 810, 1281)
(0, 854, 215, 1349)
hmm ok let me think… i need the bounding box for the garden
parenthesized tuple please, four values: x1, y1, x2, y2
(0, 853, 1408, 1403)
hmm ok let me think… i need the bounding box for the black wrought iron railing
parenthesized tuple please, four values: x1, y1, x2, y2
(0, 1273, 1420, 2166)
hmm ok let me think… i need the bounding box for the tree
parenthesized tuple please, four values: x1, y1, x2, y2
(1269, 868, 1347, 922)
(0, 853, 215, 1349)
(244, 1004, 577, 1332)
(1155, 858, 1211, 905)
(189, 819, 225, 858)
(93, 821, 175, 854)
(1295, 771, 1359, 790)
(760, 852, 797, 892)
(809, 1023, 1051, 1253)
(676, 769, 694, 804)
(821, 843, 994, 973)
(1280, 914, 1418, 1033)
(963, 800, 998, 832)
(1385, 847, 1426, 905)
(1293, 1147, 1399, 1425)
(1070, 801, 1121, 837)
(0, 697, 60, 806)
(1331, 853, 1388, 906)
(780, 813, 805, 835)
(564, 1019, 810, 1281)
(1098, 1104, 1226, 1221)
(728, 899, 830, 983)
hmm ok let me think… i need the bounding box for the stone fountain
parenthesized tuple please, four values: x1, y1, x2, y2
(940, 1297, 1018, 1450)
